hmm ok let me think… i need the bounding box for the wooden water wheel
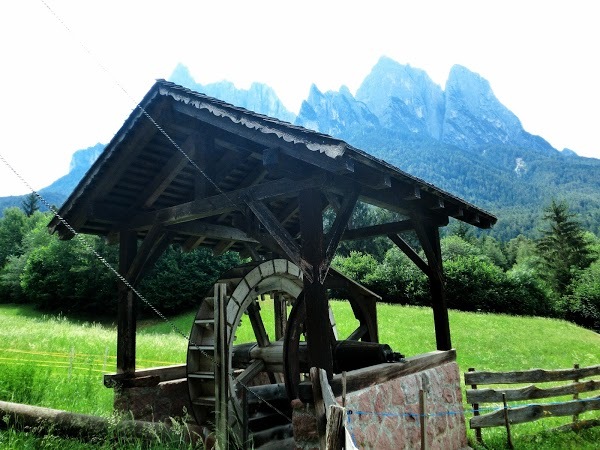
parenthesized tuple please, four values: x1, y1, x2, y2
(186, 258, 381, 448)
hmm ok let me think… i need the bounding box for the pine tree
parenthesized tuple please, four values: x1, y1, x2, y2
(535, 200, 592, 295)
(21, 192, 40, 217)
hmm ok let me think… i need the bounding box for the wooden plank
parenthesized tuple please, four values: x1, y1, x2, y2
(466, 379, 600, 404)
(326, 405, 345, 450)
(470, 397, 600, 428)
(465, 364, 600, 385)
(104, 364, 186, 387)
(298, 350, 456, 401)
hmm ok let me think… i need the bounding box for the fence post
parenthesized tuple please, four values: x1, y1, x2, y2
(502, 393, 514, 450)
(573, 363, 580, 429)
(468, 367, 483, 445)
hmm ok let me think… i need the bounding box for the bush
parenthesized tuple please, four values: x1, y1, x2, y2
(20, 235, 118, 315)
(139, 246, 241, 314)
(444, 255, 553, 316)
(366, 247, 428, 304)
(564, 260, 600, 331)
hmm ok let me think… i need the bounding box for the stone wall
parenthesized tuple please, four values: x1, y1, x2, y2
(344, 361, 467, 449)
(114, 379, 192, 422)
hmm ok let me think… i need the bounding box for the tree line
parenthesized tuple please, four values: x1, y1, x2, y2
(0, 199, 598, 331)
(333, 200, 600, 331)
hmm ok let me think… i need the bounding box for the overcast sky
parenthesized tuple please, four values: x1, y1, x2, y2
(0, 0, 598, 197)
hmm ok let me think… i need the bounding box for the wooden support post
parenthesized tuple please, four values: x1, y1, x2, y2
(468, 367, 483, 445)
(215, 282, 229, 450)
(412, 216, 451, 350)
(299, 189, 334, 377)
(117, 231, 138, 375)
(502, 393, 514, 450)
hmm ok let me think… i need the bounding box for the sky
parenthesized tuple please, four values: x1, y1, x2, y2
(0, 0, 598, 197)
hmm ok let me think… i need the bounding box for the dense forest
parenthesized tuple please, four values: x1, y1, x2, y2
(0, 196, 598, 332)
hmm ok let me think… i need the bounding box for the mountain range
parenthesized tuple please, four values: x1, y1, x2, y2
(2, 57, 599, 239)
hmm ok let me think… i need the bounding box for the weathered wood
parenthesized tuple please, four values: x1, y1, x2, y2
(310, 367, 328, 450)
(299, 350, 456, 401)
(104, 364, 187, 387)
(300, 189, 334, 377)
(325, 404, 345, 450)
(117, 230, 138, 375)
(246, 199, 307, 277)
(234, 359, 266, 387)
(466, 379, 600, 403)
(470, 397, 600, 428)
(0, 400, 198, 444)
(464, 364, 600, 385)
(468, 367, 483, 444)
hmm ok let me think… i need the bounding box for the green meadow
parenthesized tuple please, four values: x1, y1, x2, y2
(0, 301, 599, 449)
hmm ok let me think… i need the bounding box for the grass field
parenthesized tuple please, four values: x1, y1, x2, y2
(0, 301, 599, 449)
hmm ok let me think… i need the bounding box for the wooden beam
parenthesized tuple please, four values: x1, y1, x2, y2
(322, 188, 360, 281)
(139, 134, 197, 208)
(246, 199, 308, 278)
(168, 221, 258, 243)
(411, 213, 451, 351)
(341, 219, 415, 241)
(388, 233, 432, 277)
(126, 174, 328, 230)
(299, 188, 334, 377)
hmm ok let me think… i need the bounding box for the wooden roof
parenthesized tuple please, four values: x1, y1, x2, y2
(50, 80, 496, 254)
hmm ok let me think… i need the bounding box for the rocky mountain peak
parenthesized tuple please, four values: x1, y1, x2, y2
(168, 65, 295, 123)
(355, 56, 445, 138)
(441, 65, 554, 152)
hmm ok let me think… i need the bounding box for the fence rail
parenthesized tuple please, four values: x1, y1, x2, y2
(465, 363, 600, 448)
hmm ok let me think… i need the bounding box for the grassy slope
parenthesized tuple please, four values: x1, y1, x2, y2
(0, 302, 599, 449)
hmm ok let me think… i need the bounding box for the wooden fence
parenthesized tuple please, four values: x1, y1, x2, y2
(465, 364, 600, 448)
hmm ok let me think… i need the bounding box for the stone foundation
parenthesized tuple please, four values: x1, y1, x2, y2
(344, 361, 467, 449)
(114, 378, 192, 422)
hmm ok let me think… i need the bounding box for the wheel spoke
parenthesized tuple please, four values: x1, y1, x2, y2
(247, 300, 270, 347)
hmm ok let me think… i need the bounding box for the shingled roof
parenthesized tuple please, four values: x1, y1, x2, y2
(49, 79, 496, 255)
